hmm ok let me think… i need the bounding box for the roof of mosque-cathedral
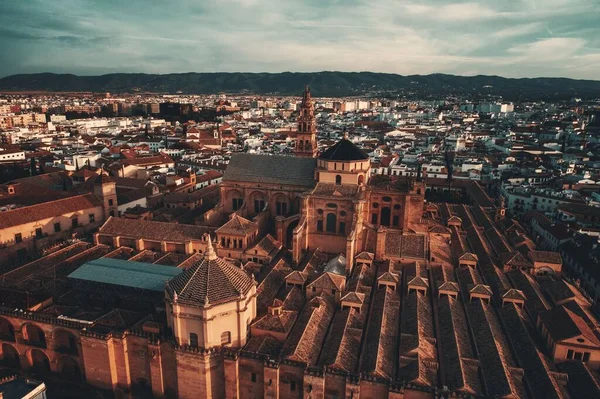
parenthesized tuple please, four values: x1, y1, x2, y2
(223, 153, 316, 187)
(166, 238, 255, 307)
(319, 137, 370, 161)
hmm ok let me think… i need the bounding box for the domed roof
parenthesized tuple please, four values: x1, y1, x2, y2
(319, 137, 369, 161)
(166, 238, 254, 307)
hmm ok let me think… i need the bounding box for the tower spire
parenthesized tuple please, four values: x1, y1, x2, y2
(205, 235, 217, 260)
(295, 86, 318, 158)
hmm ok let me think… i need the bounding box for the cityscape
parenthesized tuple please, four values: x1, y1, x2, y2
(1, 1, 600, 399)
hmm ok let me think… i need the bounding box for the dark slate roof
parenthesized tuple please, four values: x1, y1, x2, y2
(223, 153, 316, 187)
(166, 242, 255, 307)
(319, 138, 369, 161)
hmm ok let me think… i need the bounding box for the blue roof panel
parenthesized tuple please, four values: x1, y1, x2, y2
(68, 258, 183, 291)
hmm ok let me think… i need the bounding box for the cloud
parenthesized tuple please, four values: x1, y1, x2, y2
(0, 0, 598, 79)
(492, 22, 543, 39)
(507, 37, 586, 61)
(402, 2, 508, 21)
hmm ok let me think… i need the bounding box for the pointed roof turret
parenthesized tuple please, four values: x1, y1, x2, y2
(319, 136, 369, 161)
(205, 234, 217, 260)
(302, 85, 312, 105)
(166, 238, 254, 307)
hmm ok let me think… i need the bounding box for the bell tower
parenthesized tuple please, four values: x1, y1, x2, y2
(295, 86, 318, 158)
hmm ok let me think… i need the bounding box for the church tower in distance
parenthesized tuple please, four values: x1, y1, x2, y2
(294, 86, 318, 158)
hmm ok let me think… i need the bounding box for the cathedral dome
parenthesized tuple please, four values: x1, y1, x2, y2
(319, 137, 369, 161)
(166, 238, 254, 307)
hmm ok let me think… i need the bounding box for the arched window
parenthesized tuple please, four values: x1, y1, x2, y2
(30, 349, 50, 374)
(24, 325, 45, 348)
(1, 343, 19, 368)
(335, 175, 342, 185)
(358, 174, 365, 185)
(221, 331, 231, 345)
(189, 333, 198, 347)
(326, 213, 337, 233)
(0, 318, 15, 342)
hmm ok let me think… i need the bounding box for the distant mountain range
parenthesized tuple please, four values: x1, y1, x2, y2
(1, 72, 599, 100)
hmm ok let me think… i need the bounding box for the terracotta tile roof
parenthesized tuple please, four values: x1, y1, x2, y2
(99, 217, 211, 242)
(502, 288, 526, 301)
(310, 183, 359, 197)
(243, 335, 282, 357)
(360, 286, 400, 379)
(0, 193, 101, 229)
(121, 153, 174, 167)
(385, 232, 426, 259)
(341, 291, 365, 305)
(459, 252, 478, 262)
(378, 271, 399, 284)
(529, 250, 562, 264)
(468, 284, 493, 297)
(408, 276, 429, 289)
(215, 215, 257, 236)
(252, 234, 282, 257)
(539, 306, 600, 346)
(498, 304, 568, 399)
(282, 295, 336, 365)
(307, 272, 345, 291)
(319, 307, 364, 373)
(355, 251, 375, 261)
(556, 361, 600, 398)
(166, 242, 255, 307)
(252, 310, 298, 334)
(437, 281, 460, 293)
(428, 224, 450, 234)
(539, 278, 575, 305)
(499, 251, 532, 269)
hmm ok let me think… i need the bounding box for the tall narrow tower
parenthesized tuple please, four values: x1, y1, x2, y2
(294, 86, 318, 158)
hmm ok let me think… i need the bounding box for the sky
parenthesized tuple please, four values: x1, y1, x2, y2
(1, 0, 599, 79)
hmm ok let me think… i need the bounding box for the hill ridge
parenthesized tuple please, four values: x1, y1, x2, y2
(1, 71, 599, 100)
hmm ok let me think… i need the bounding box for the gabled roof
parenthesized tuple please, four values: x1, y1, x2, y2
(499, 251, 532, 268)
(378, 271, 399, 284)
(285, 270, 308, 284)
(249, 234, 281, 257)
(355, 251, 375, 261)
(223, 153, 316, 187)
(502, 288, 526, 301)
(428, 225, 450, 234)
(98, 216, 210, 242)
(539, 306, 600, 346)
(307, 272, 345, 291)
(468, 284, 493, 296)
(215, 215, 257, 236)
(437, 281, 460, 293)
(459, 252, 479, 262)
(340, 291, 365, 304)
(0, 193, 102, 229)
(407, 276, 429, 288)
(252, 310, 297, 334)
(528, 250, 562, 264)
